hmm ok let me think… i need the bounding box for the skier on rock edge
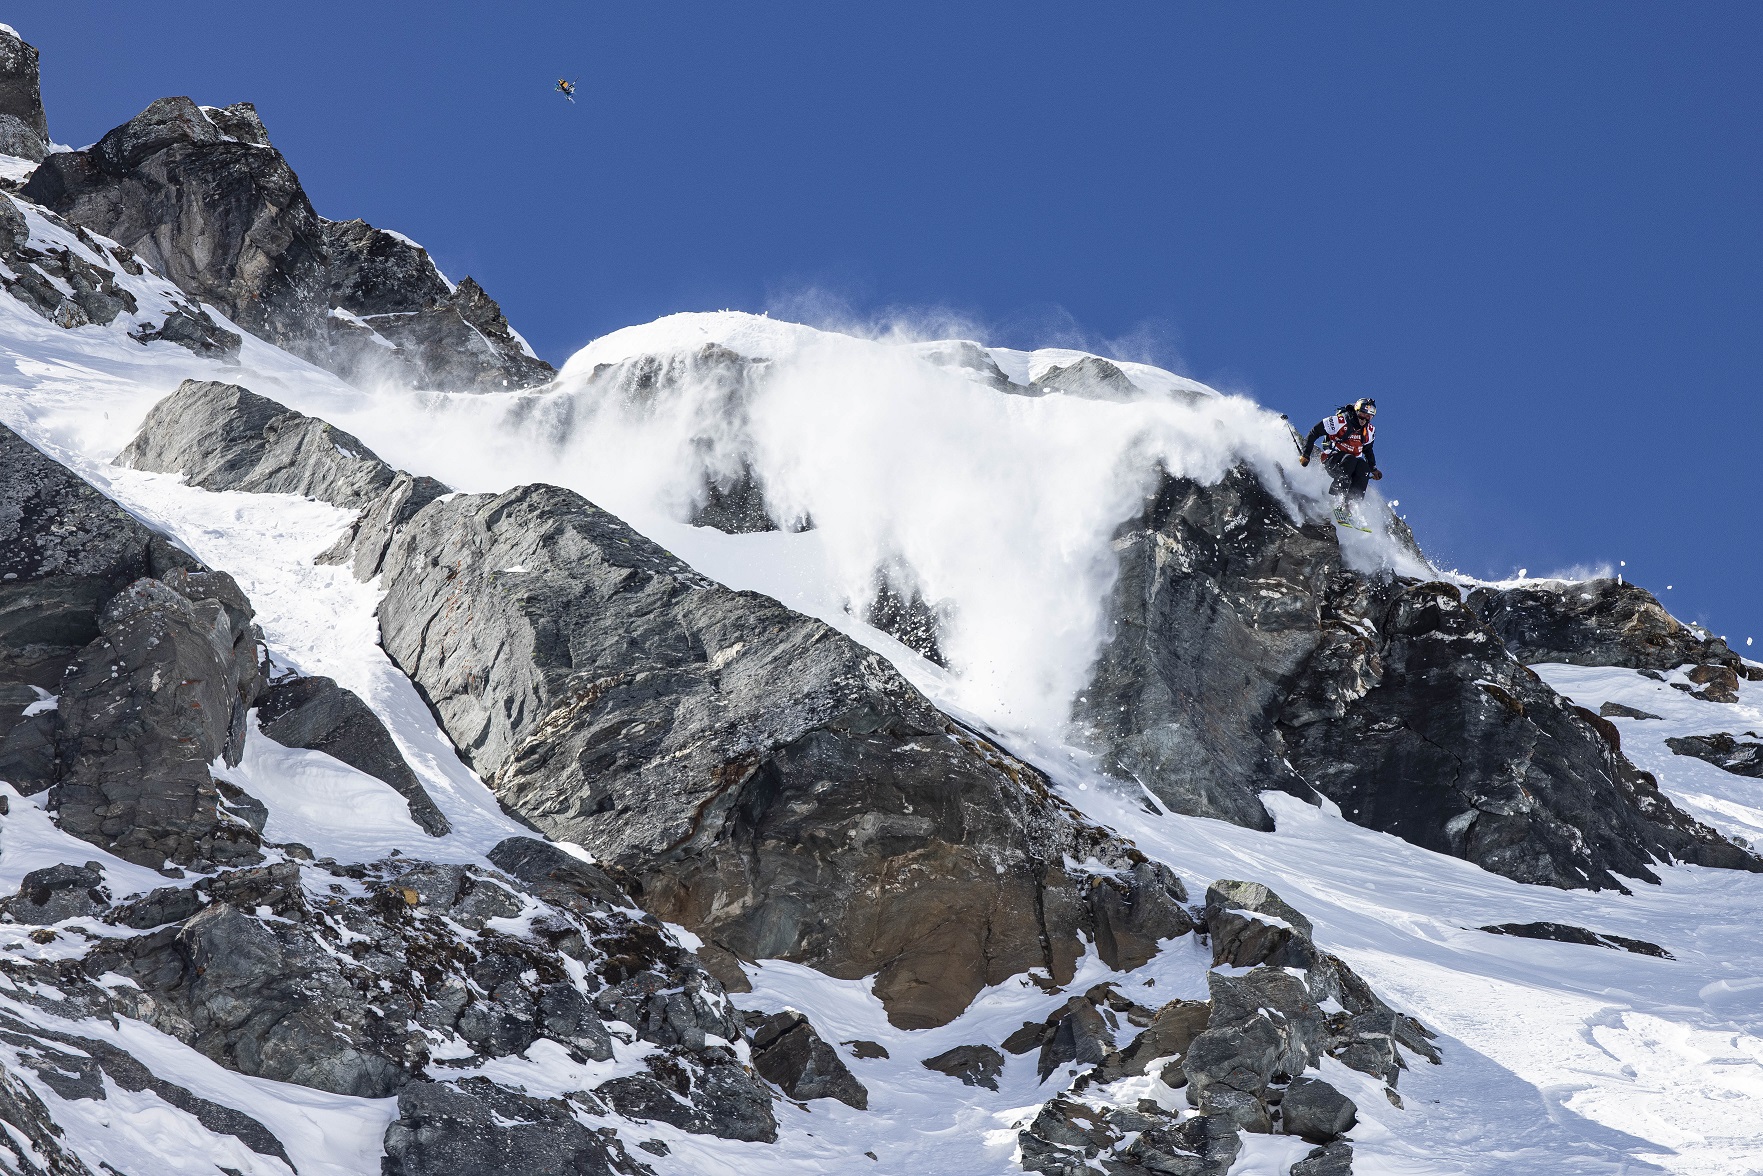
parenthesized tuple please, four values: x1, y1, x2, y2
(1299, 397, 1381, 524)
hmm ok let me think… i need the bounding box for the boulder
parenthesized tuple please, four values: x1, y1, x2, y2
(116, 380, 400, 509)
(1204, 880, 1317, 969)
(372, 479, 1176, 1029)
(51, 570, 268, 869)
(256, 673, 449, 835)
(1038, 999, 1117, 1082)
(1480, 921, 1672, 959)
(1599, 701, 1661, 720)
(1667, 732, 1763, 778)
(1279, 1077, 1357, 1143)
(594, 1050, 777, 1142)
(750, 1010, 868, 1108)
(1465, 578, 1741, 671)
(0, 863, 109, 925)
(0, 27, 49, 162)
(921, 1044, 1005, 1090)
(1291, 1141, 1355, 1176)
(1683, 663, 1741, 704)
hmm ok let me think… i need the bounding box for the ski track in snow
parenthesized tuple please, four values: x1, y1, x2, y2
(1, 302, 1761, 1173)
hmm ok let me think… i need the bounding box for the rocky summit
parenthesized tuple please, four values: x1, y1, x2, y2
(0, 21, 1759, 1176)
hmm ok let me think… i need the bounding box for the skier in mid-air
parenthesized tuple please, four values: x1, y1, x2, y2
(555, 77, 578, 103)
(1298, 398, 1381, 524)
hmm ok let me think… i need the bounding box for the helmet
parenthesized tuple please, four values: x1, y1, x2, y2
(1353, 397, 1377, 417)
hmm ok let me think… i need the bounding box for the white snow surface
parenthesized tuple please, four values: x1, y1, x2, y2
(0, 280, 1759, 1174)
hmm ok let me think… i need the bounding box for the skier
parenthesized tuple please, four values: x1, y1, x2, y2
(555, 78, 578, 103)
(1298, 398, 1381, 522)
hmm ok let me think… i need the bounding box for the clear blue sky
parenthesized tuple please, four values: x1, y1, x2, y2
(16, 2, 1762, 647)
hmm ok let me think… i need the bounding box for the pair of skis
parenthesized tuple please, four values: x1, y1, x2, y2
(1280, 414, 1372, 532)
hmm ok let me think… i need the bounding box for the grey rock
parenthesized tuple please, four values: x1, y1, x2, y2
(1037, 998, 1117, 1082)
(1599, 701, 1661, 721)
(1480, 921, 1672, 959)
(1279, 1077, 1357, 1143)
(382, 1078, 628, 1176)
(320, 469, 451, 581)
(105, 884, 206, 929)
(51, 569, 268, 868)
(257, 673, 449, 835)
(750, 1010, 868, 1108)
(485, 835, 632, 916)
(1099, 998, 1211, 1082)
(1032, 356, 1142, 401)
(916, 339, 1020, 391)
(921, 1044, 1004, 1090)
(98, 900, 416, 1096)
(1204, 880, 1316, 970)
(1466, 577, 1742, 672)
(117, 380, 400, 508)
(1667, 732, 1763, 778)
(374, 479, 1169, 1029)
(0, 28, 49, 163)
(1077, 469, 1332, 829)
(201, 102, 270, 147)
(1281, 578, 1759, 889)
(1291, 1141, 1354, 1176)
(21, 99, 548, 392)
(1085, 468, 1759, 889)
(1, 862, 108, 924)
(0, 1059, 97, 1176)
(596, 1048, 778, 1142)
(128, 305, 241, 358)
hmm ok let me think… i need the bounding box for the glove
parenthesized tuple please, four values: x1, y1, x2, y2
(1298, 455, 1310, 467)
(1370, 469, 1383, 480)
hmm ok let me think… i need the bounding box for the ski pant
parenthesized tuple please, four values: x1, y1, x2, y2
(1323, 452, 1373, 501)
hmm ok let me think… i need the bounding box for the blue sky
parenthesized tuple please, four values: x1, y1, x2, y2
(16, 2, 1761, 647)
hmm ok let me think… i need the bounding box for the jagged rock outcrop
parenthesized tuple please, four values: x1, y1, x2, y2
(0, 192, 239, 355)
(1667, 732, 1763, 778)
(52, 849, 773, 1140)
(1016, 880, 1435, 1176)
(382, 1078, 651, 1176)
(19, 84, 548, 391)
(375, 480, 1187, 1028)
(0, 27, 49, 163)
(51, 568, 268, 869)
(0, 863, 109, 925)
(749, 1010, 868, 1109)
(1084, 467, 1760, 890)
(257, 673, 450, 835)
(1466, 577, 1755, 675)
(2, 424, 273, 870)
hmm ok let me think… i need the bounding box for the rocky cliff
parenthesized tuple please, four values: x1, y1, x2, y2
(1080, 468, 1757, 890)
(0, 28, 549, 392)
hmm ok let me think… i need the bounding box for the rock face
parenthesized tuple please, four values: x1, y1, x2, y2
(0, 193, 239, 356)
(257, 673, 450, 836)
(382, 1078, 647, 1176)
(375, 479, 1185, 1028)
(1016, 883, 1428, 1175)
(0, 27, 49, 163)
(52, 569, 268, 869)
(1466, 577, 1748, 673)
(1082, 468, 1759, 890)
(20, 93, 548, 392)
(2, 424, 274, 869)
(115, 378, 451, 582)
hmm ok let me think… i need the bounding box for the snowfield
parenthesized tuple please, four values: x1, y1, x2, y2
(2, 297, 1761, 1174)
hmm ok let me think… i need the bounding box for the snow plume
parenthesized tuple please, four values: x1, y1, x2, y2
(311, 312, 1427, 739)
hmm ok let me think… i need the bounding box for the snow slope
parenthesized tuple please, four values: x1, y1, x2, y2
(2, 295, 1761, 1174)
